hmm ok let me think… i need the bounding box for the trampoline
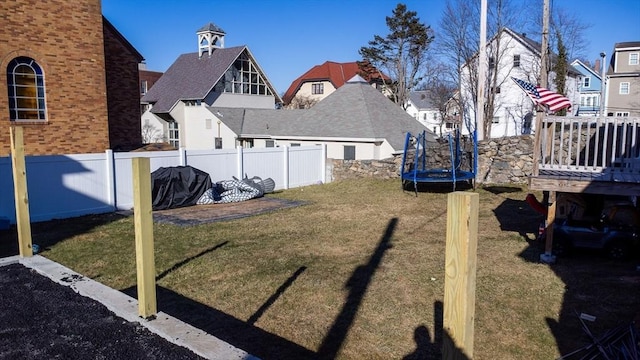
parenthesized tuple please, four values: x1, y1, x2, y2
(400, 129, 477, 194)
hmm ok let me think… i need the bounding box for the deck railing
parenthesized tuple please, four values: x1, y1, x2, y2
(534, 116, 640, 180)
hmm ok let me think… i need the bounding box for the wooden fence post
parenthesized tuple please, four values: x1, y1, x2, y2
(10, 127, 33, 257)
(132, 157, 156, 318)
(443, 192, 479, 359)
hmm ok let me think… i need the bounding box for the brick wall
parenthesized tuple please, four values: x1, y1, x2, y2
(103, 20, 143, 151)
(0, 0, 110, 155)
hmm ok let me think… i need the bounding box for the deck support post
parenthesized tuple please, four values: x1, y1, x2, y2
(540, 191, 557, 264)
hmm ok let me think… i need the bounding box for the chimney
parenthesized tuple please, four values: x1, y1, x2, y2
(594, 59, 601, 74)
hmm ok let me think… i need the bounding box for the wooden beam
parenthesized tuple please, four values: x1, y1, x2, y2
(9, 127, 33, 257)
(542, 191, 557, 264)
(443, 192, 479, 359)
(132, 157, 156, 318)
(529, 177, 640, 197)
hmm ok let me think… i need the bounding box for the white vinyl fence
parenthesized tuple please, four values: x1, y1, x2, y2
(0, 145, 326, 224)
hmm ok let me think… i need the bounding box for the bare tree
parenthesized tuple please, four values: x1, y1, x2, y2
(141, 122, 164, 144)
(286, 95, 319, 109)
(527, 5, 592, 61)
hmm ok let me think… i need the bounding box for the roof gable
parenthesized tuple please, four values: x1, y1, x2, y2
(408, 91, 438, 110)
(142, 46, 280, 113)
(282, 61, 388, 105)
(570, 59, 600, 79)
(102, 16, 144, 62)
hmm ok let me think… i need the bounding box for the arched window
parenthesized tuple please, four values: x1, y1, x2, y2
(7, 57, 46, 121)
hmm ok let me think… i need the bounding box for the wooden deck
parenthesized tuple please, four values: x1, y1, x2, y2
(528, 116, 640, 196)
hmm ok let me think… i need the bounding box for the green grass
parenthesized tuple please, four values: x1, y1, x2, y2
(24, 178, 640, 359)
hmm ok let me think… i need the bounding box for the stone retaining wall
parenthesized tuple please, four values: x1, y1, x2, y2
(329, 135, 535, 185)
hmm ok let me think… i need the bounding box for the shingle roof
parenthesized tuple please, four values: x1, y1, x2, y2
(282, 61, 389, 105)
(215, 76, 434, 152)
(197, 22, 225, 34)
(141, 47, 246, 113)
(408, 91, 438, 110)
(614, 41, 640, 49)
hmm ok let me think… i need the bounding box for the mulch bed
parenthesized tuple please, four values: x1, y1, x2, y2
(0, 263, 205, 360)
(153, 197, 306, 226)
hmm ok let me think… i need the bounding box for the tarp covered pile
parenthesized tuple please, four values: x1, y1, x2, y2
(151, 166, 273, 210)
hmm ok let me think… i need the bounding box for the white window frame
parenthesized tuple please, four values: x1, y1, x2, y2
(615, 112, 630, 117)
(513, 54, 520, 67)
(168, 121, 179, 148)
(629, 53, 639, 66)
(311, 83, 324, 95)
(619, 82, 630, 95)
(7, 57, 47, 121)
(583, 76, 590, 88)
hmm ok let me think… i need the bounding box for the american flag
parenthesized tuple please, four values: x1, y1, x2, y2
(511, 77, 572, 113)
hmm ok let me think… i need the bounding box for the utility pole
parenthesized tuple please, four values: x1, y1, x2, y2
(538, 0, 556, 264)
(599, 52, 607, 117)
(540, 0, 549, 89)
(476, 0, 487, 141)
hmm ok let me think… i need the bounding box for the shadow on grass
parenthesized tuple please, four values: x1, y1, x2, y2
(0, 212, 126, 258)
(248, 266, 307, 325)
(519, 240, 640, 357)
(121, 218, 400, 360)
(156, 241, 229, 281)
(123, 285, 317, 360)
(404, 301, 471, 360)
(492, 197, 542, 241)
(317, 218, 396, 359)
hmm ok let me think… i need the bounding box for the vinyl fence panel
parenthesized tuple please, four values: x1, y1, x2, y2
(0, 145, 325, 223)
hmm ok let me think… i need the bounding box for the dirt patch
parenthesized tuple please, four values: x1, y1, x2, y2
(152, 197, 306, 226)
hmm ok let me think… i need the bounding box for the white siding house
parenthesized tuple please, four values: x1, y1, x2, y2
(460, 27, 580, 138)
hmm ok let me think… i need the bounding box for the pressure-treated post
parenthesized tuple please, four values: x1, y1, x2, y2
(540, 191, 557, 264)
(10, 127, 33, 257)
(132, 157, 157, 318)
(443, 192, 479, 359)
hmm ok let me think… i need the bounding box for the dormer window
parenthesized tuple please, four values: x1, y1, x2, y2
(312, 83, 324, 95)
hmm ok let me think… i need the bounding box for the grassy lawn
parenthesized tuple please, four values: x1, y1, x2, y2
(22, 178, 640, 359)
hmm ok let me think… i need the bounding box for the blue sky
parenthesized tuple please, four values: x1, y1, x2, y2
(102, 0, 640, 94)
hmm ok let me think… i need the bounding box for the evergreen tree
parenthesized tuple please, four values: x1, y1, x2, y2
(553, 30, 568, 116)
(359, 3, 434, 109)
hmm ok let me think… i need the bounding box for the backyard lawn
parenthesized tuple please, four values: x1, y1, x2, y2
(17, 178, 640, 359)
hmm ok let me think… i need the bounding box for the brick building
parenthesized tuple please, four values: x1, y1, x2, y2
(1, 0, 144, 155)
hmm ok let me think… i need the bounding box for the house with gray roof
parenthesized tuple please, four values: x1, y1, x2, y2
(141, 22, 281, 149)
(209, 75, 434, 160)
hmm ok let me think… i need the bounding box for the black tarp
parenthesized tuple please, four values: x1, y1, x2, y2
(151, 166, 212, 210)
